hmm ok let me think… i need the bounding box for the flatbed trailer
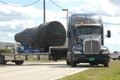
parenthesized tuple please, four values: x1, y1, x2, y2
(0, 54, 24, 65)
(49, 46, 68, 61)
(0, 46, 68, 65)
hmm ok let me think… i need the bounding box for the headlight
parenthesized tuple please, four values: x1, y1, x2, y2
(73, 45, 82, 54)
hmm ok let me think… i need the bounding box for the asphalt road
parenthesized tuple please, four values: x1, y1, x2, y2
(0, 62, 89, 80)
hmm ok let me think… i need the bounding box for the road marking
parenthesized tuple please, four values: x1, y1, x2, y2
(51, 68, 89, 80)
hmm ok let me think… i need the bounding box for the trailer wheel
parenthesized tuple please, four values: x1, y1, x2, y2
(0, 55, 6, 64)
(14, 60, 24, 65)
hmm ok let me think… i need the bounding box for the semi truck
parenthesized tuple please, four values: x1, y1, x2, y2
(66, 14, 111, 67)
(0, 14, 111, 66)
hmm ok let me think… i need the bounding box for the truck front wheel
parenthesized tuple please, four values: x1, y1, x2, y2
(66, 58, 71, 65)
(103, 61, 109, 67)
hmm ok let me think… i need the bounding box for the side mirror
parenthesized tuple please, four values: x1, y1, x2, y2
(107, 30, 111, 38)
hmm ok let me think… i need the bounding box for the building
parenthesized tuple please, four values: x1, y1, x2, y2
(0, 42, 15, 50)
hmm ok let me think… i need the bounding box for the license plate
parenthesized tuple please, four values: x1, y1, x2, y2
(89, 57, 95, 61)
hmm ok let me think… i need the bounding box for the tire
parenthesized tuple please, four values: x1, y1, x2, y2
(66, 57, 71, 65)
(113, 58, 116, 60)
(0, 55, 6, 64)
(103, 62, 109, 67)
(15, 60, 24, 65)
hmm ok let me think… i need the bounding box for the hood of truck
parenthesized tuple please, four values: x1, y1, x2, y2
(78, 35, 101, 42)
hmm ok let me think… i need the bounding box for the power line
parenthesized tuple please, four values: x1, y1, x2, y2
(49, 0, 72, 14)
(49, 0, 63, 9)
(0, 0, 41, 7)
(104, 23, 120, 25)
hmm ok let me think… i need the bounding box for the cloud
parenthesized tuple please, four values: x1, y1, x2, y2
(109, 0, 120, 6)
(0, 4, 67, 43)
(0, 4, 42, 43)
(45, 10, 67, 30)
(0, 5, 41, 22)
(104, 25, 120, 51)
(56, 0, 69, 3)
(70, 0, 120, 17)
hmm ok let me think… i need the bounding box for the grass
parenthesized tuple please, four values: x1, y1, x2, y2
(58, 61, 120, 80)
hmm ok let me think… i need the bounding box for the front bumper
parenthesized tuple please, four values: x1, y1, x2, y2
(73, 54, 110, 63)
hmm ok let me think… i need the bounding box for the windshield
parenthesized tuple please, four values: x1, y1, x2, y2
(75, 27, 101, 35)
(71, 15, 102, 26)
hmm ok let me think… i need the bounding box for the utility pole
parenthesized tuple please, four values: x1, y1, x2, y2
(62, 9, 68, 30)
(43, 0, 45, 23)
(62, 9, 68, 46)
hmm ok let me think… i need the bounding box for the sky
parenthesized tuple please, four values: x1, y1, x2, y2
(0, 0, 120, 52)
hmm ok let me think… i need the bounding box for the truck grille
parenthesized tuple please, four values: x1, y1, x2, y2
(84, 40, 100, 54)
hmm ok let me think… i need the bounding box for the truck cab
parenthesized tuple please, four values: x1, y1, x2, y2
(67, 14, 111, 67)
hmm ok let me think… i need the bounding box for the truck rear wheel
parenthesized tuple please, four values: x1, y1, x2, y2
(113, 58, 116, 60)
(66, 57, 71, 65)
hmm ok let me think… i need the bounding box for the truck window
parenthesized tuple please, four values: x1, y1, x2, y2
(71, 16, 102, 26)
(76, 27, 101, 35)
